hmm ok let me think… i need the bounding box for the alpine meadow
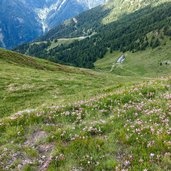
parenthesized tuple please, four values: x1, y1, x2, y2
(0, 0, 171, 171)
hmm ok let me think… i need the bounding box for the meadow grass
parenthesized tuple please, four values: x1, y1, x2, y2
(0, 48, 134, 117)
(0, 76, 170, 170)
(0, 48, 170, 170)
(30, 37, 86, 52)
(95, 40, 171, 77)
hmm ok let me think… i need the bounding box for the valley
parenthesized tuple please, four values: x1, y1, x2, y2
(15, 1, 171, 69)
(0, 0, 105, 49)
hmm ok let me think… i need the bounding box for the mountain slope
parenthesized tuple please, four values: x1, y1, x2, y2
(39, 0, 171, 41)
(15, 0, 171, 68)
(0, 71, 170, 170)
(0, 0, 106, 49)
(95, 42, 171, 77)
(0, 48, 126, 117)
(0, 0, 42, 49)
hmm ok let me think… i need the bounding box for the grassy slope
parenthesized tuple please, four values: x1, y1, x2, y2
(47, 37, 85, 51)
(95, 39, 171, 77)
(0, 48, 131, 117)
(0, 76, 170, 170)
(0, 45, 171, 170)
(29, 37, 86, 52)
(102, 0, 171, 24)
(0, 1, 171, 170)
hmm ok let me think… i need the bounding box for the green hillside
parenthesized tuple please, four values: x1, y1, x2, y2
(15, 0, 171, 68)
(0, 66, 170, 170)
(0, 40, 171, 170)
(103, 0, 171, 24)
(95, 39, 171, 77)
(0, 48, 129, 117)
(1, 1, 171, 170)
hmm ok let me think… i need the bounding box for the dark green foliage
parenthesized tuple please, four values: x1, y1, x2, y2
(164, 26, 171, 36)
(151, 38, 161, 49)
(15, 2, 171, 68)
(39, 6, 112, 41)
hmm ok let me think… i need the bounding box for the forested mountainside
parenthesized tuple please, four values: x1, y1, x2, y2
(0, 0, 105, 49)
(15, 0, 171, 68)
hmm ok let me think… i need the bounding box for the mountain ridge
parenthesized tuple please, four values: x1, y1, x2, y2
(15, 0, 171, 68)
(0, 0, 106, 49)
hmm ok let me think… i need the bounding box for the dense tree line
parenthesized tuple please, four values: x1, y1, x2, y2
(15, 2, 171, 68)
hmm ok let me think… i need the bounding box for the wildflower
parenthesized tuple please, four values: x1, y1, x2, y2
(135, 112, 138, 116)
(150, 153, 155, 158)
(42, 155, 46, 159)
(124, 160, 130, 166)
(139, 159, 144, 163)
(147, 141, 155, 148)
(4, 148, 8, 151)
(163, 93, 171, 100)
(58, 154, 65, 161)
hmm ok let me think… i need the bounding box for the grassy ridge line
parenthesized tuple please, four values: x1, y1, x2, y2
(102, 0, 171, 24)
(0, 77, 170, 170)
(0, 48, 100, 74)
